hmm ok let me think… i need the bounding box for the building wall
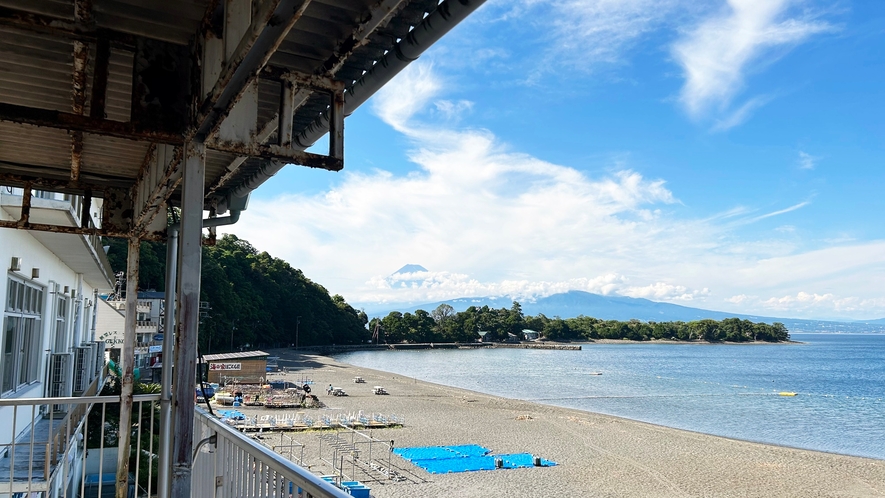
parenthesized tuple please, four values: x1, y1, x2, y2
(0, 223, 103, 448)
(208, 358, 268, 385)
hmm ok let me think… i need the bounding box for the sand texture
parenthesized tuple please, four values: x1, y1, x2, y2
(222, 351, 885, 497)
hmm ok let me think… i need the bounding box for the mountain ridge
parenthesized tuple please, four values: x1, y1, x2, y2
(357, 290, 885, 334)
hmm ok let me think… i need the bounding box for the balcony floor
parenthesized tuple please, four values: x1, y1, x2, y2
(0, 416, 55, 492)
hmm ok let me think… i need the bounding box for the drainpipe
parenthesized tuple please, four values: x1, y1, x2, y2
(156, 208, 241, 498)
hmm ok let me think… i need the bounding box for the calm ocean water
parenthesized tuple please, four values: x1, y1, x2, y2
(337, 334, 885, 460)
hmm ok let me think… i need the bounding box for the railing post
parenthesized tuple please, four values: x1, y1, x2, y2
(116, 237, 139, 498)
(157, 226, 178, 498)
(171, 141, 205, 498)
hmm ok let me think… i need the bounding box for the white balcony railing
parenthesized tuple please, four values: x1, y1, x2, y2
(193, 406, 350, 498)
(0, 396, 351, 498)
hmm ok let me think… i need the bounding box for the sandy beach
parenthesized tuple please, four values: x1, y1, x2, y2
(223, 349, 885, 497)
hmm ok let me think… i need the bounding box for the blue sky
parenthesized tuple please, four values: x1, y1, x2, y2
(230, 0, 885, 320)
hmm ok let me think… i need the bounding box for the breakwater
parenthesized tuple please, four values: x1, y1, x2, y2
(299, 342, 581, 355)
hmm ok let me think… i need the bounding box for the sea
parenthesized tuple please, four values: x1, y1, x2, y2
(336, 333, 885, 460)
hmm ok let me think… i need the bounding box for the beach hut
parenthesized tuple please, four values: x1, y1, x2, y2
(202, 351, 270, 385)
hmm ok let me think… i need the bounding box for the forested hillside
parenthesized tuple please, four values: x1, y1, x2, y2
(106, 235, 369, 351)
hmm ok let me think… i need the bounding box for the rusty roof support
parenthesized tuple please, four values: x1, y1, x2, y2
(206, 140, 343, 170)
(0, 103, 184, 144)
(17, 183, 31, 228)
(329, 89, 344, 159)
(80, 191, 92, 229)
(90, 38, 111, 120)
(0, 219, 138, 239)
(0, 171, 108, 192)
(70, 0, 92, 182)
(0, 7, 137, 47)
(131, 145, 185, 237)
(192, 0, 312, 141)
(320, 0, 410, 76)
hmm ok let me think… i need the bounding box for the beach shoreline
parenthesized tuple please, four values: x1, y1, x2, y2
(232, 349, 885, 497)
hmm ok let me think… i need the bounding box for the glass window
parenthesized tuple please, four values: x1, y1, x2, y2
(2, 277, 45, 396)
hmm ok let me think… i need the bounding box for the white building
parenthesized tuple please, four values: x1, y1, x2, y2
(0, 188, 113, 494)
(97, 291, 166, 379)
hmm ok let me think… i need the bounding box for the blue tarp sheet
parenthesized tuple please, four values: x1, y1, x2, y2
(392, 445, 556, 474)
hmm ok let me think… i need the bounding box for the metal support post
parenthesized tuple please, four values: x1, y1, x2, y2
(157, 226, 178, 498)
(116, 237, 139, 498)
(171, 141, 205, 498)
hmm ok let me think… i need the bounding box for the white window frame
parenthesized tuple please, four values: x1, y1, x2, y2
(2, 276, 44, 396)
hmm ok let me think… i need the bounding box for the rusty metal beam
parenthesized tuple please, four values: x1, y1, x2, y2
(18, 183, 31, 228)
(0, 7, 136, 47)
(0, 218, 148, 239)
(192, 0, 312, 141)
(206, 140, 343, 170)
(0, 165, 133, 192)
(319, 0, 409, 76)
(71, 0, 92, 182)
(329, 90, 344, 159)
(0, 103, 184, 144)
(131, 146, 184, 236)
(90, 38, 111, 119)
(262, 66, 346, 91)
(204, 112, 283, 198)
(80, 191, 92, 229)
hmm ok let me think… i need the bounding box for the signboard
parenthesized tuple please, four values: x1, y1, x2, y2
(209, 363, 241, 371)
(153, 334, 164, 341)
(149, 345, 162, 353)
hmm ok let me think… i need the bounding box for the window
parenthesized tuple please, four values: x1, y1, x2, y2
(54, 294, 68, 352)
(2, 277, 43, 395)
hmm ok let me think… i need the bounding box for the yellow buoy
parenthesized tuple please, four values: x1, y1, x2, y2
(778, 392, 797, 396)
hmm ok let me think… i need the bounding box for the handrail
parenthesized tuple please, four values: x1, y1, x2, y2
(0, 394, 160, 407)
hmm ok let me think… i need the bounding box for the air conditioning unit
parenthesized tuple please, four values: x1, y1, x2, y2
(49, 353, 73, 414)
(73, 346, 95, 394)
(91, 341, 106, 378)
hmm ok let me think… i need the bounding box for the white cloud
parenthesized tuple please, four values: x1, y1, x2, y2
(724, 292, 885, 317)
(744, 201, 811, 223)
(798, 151, 818, 169)
(672, 0, 832, 124)
(434, 100, 474, 120)
(545, 0, 681, 67)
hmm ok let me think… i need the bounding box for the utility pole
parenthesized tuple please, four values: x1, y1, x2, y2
(295, 316, 301, 349)
(230, 321, 236, 352)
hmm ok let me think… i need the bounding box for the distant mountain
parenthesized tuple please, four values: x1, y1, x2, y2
(360, 290, 885, 334)
(393, 264, 428, 274)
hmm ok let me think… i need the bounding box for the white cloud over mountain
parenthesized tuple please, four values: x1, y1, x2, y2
(230, 62, 885, 320)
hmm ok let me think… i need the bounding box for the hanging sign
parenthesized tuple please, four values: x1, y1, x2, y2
(209, 363, 241, 371)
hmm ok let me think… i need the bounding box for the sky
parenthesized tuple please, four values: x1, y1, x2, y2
(227, 0, 885, 321)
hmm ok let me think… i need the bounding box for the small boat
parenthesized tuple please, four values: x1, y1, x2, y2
(778, 392, 797, 396)
(588, 372, 602, 376)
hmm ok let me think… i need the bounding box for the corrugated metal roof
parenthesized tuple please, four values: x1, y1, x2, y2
(0, 0, 482, 238)
(202, 350, 270, 361)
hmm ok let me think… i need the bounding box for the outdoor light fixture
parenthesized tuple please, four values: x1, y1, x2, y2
(10, 257, 21, 271)
(31, 268, 39, 279)
(64, 285, 69, 294)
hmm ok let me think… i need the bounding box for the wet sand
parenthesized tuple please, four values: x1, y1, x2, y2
(229, 350, 885, 497)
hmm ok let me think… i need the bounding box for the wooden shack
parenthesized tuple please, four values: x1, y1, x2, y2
(202, 351, 269, 385)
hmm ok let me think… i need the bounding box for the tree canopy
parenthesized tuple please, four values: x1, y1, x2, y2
(105, 234, 369, 351)
(370, 303, 790, 344)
